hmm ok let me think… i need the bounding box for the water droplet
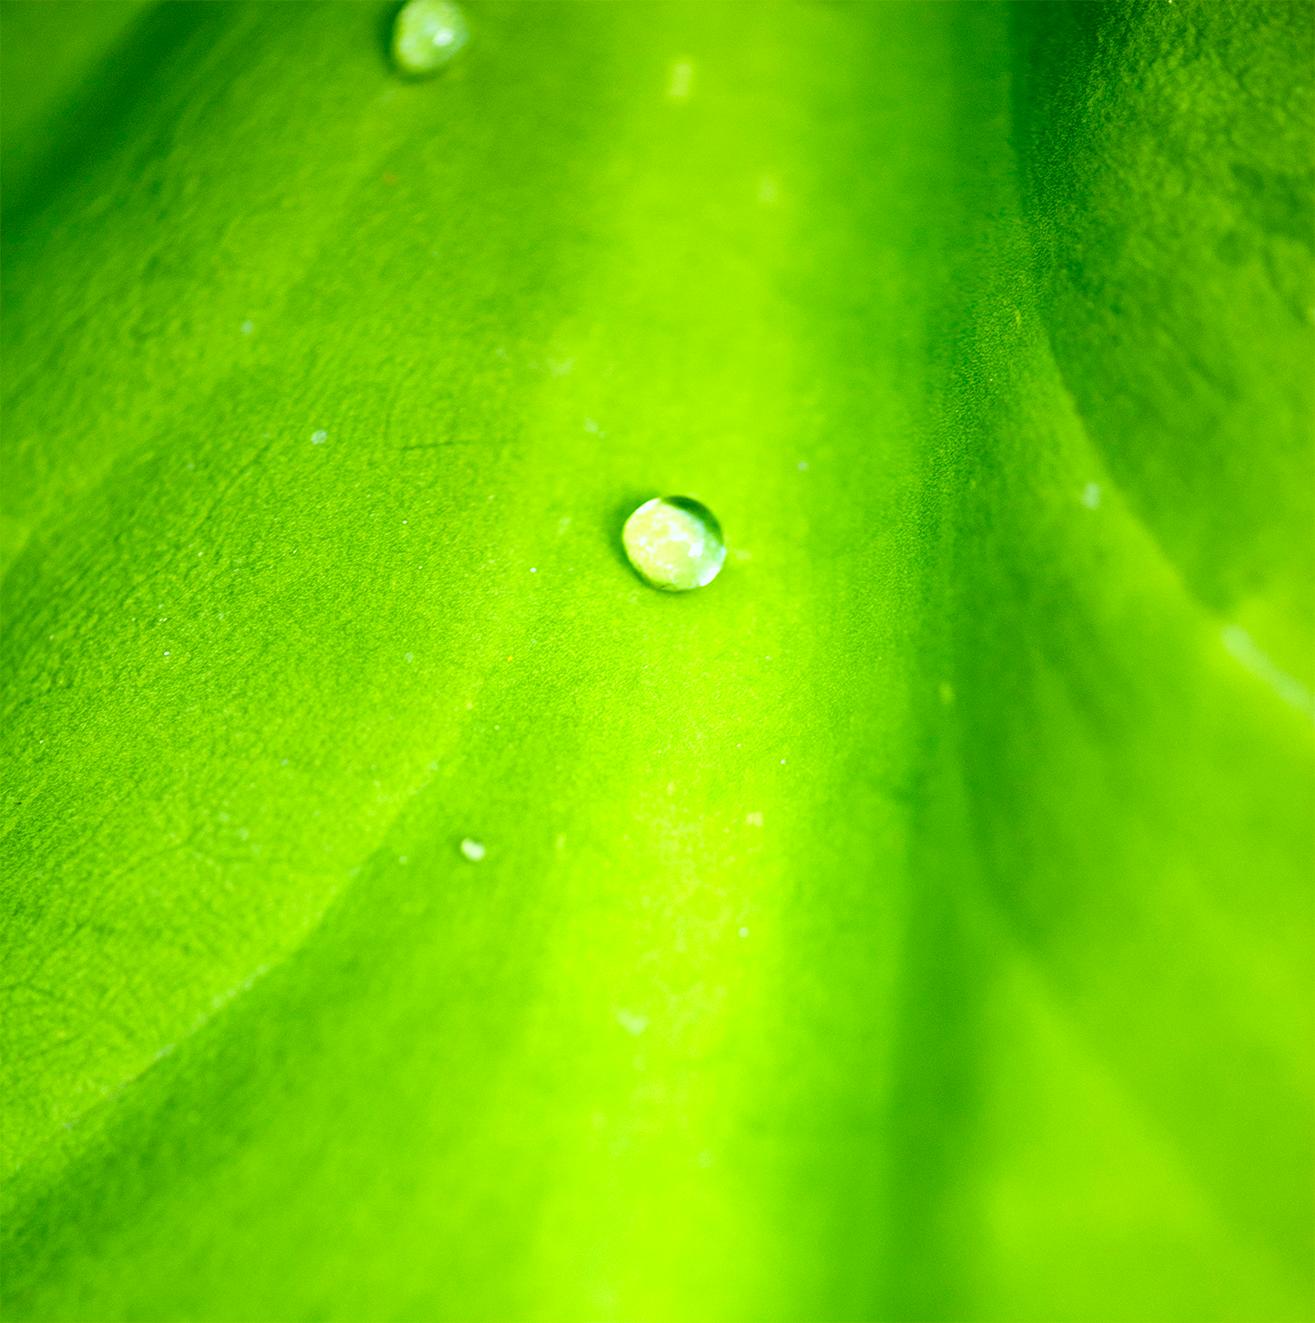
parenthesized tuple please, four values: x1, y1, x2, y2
(311, 429, 327, 445)
(1081, 481, 1102, 509)
(459, 836, 485, 862)
(392, 0, 470, 76)
(666, 57, 695, 101)
(622, 496, 726, 592)
(616, 1008, 649, 1036)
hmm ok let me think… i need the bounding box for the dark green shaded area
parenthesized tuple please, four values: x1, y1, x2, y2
(2, 2, 1312, 1320)
(1012, 0, 1315, 682)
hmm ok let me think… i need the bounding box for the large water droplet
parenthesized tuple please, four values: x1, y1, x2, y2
(622, 496, 726, 592)
(392, 0, 470, 77)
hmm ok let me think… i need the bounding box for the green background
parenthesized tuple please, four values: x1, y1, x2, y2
(2, 2, 1312, 1319)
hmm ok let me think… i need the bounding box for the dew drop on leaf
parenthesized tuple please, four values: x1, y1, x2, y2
(458, 836, 485, 862)
(622, 496, 726, 592)
(392, 0, 470, 77)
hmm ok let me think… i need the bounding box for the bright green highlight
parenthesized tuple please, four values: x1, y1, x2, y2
(1, 2, 1311, 1321)
(622, 495, 726, 592)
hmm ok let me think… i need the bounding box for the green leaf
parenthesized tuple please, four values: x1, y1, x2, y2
(2, 2, 1311, 1319)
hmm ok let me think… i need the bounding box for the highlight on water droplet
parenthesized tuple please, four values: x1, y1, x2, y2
(622, 495, 726, 592)
(392, 0, 470, 76)
(459, 836, 485, 862)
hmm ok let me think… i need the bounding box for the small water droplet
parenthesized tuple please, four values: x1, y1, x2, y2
(616, 1008, 649, 1036)
(622, 496, 726, 592)
(240, 319, 254, 335)
(666, 57, 695, 101)
(311, 429, 328, 445)
(459, 836, 485, 862)
(392, 0, 470, 76)
(1081, 481, 1102, 509)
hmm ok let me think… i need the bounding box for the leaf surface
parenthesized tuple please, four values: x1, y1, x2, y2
(2, 3, 1312, 1319)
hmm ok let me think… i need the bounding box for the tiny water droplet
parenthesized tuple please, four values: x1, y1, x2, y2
(622, 496, 726, 592)
(666, 57, 695, 101)
(1081, 481, 1102, 509)
(311, 429, 327, 445)
(459, 836, 485, 862)
(616, 1008, 649, 1036)
(392, 0, 470, 76)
